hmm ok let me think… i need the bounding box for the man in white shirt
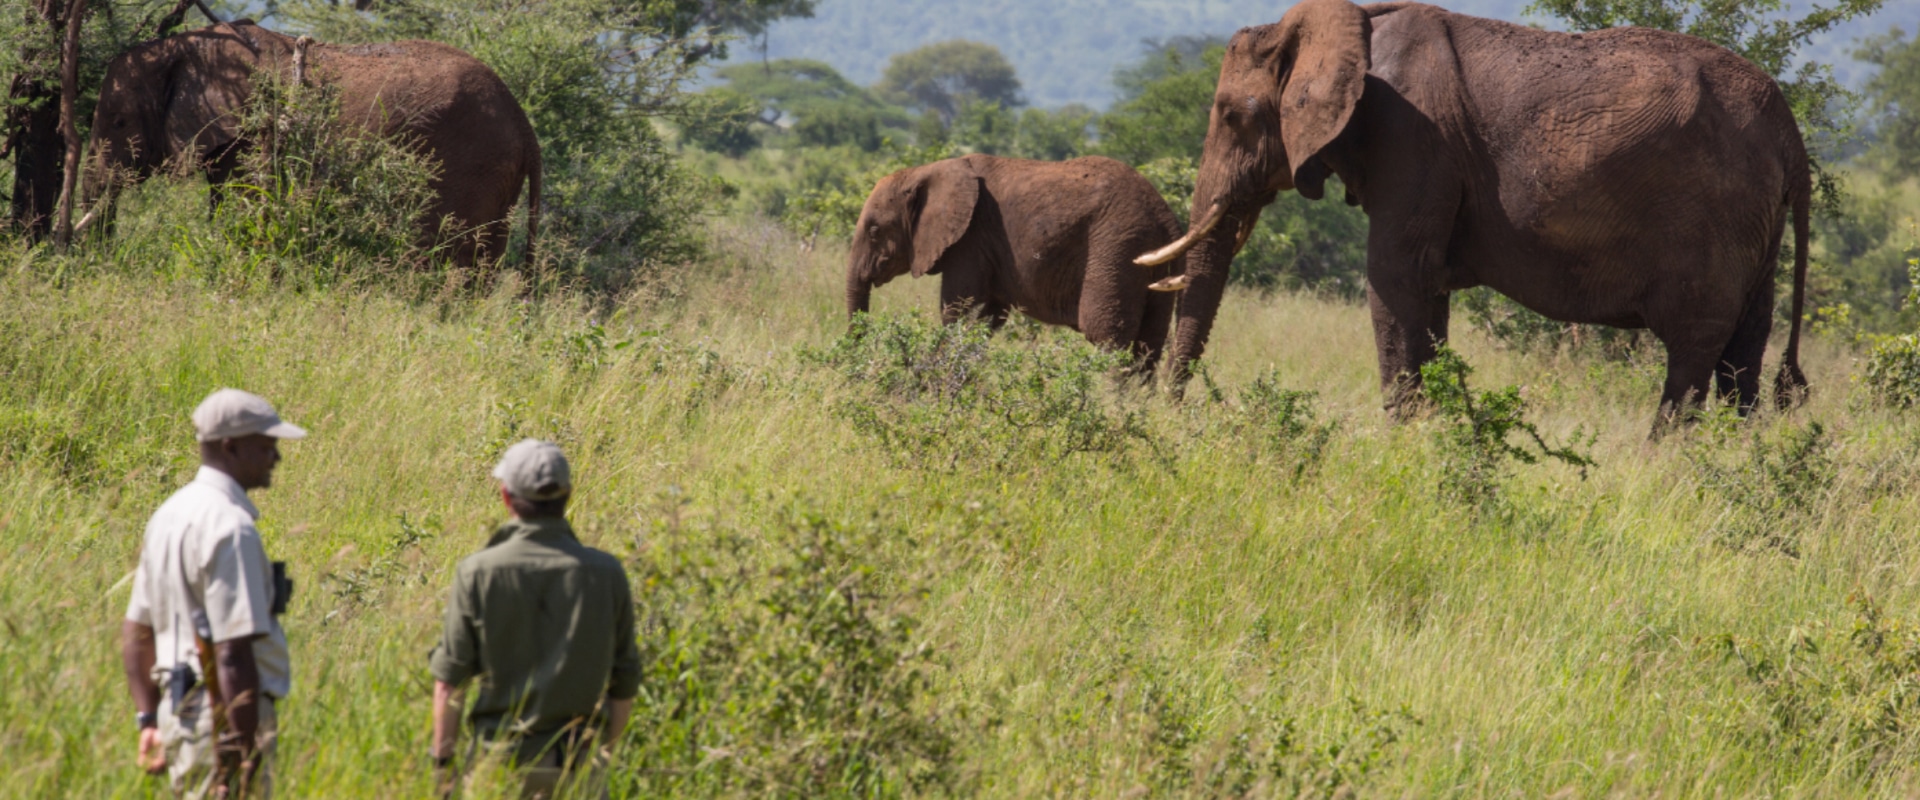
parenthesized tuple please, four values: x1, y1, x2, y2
(122, 388, 307, 799)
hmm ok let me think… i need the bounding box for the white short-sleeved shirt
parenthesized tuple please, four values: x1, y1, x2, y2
(125, 466, 292, 698)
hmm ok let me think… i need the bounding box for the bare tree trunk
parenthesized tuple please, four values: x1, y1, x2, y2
(51, 0, 86, 251)
(6, 0, 64, 240)
(6, 76, 60, 239)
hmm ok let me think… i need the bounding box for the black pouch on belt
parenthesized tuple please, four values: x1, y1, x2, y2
(168, 665, 199, 706)
(270, 561, 293, 617)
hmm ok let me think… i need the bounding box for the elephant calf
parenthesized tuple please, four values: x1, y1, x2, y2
(847, 154, 1184, 370)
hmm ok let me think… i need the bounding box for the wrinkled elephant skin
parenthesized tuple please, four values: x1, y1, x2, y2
(848, 154, 1183, 372)
(1148, 0, 1810, 426)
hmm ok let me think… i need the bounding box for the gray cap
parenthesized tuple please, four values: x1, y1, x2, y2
(492, 439, 571, 501)
(192, 388, 308, 442)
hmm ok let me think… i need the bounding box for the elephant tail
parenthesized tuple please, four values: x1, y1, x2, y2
(1774, 161, 1810, 408)
(521, 141, 542, 267)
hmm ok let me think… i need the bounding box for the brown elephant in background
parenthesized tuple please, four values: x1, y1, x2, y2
(1138, 0, 1810, 424)
(81, 21, 540, 267)
(848, 154, 1184, 370)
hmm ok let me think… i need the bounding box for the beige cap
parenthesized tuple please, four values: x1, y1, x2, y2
(492, 439, 571, 501)
(193, 388, 308, 442)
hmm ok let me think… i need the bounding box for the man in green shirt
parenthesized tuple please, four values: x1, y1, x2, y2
(428, 439, 641, 799)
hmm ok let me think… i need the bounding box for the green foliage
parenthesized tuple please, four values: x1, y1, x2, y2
(184, 75, 442, 281)
(1688, 420, 1835, 557)
(875, 40, 1023, 121)
(1866, 332, 1920, 407)
(805, 313, 1157, 471)
(1227, 372, 1337, 482)
(1421, 346, 1596, 510)
(699, 59, 910, 154)
(681, 88, 765, 156)
(1861, 29, 1920, 181)
(779, 140, 957, 241)
(1455, 288, 1651, 358)
(1095, 42, 1222, 166)
(1717, 595, 1920, 775)
(1525, 0, 1884, 213)
(944, 100, 1093, 159)
(617, 505, 970, 797)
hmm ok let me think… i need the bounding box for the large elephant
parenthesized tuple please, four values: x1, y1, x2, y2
(848, 154, 1183, 368)
(82, 21, 540, 268)
(1138, 0, 1810, 422)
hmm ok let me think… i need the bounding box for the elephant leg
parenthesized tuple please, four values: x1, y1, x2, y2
(1131, 287, 1176, 377)
(985, 301, 1013, 331)
(1366, 279, 1451, 417)
(1656, 345, 1721, 428)
(939, 267, 991, 326)
(1715, 275, 1775, 415)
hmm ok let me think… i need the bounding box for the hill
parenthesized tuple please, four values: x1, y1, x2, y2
(729, 0, 1920, 107)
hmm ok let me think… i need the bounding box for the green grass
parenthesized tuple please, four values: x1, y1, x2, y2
(8, 185, 1920, 797)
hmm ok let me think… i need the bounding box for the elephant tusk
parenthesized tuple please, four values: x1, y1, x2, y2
(1135, 203, 1224, 267)
(1148, 274, 1191, 292)
(1232, 214, 1256, 254)
(71, 207, 98, 235)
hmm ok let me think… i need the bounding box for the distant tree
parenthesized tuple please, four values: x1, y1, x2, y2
(318, 0, 816, 61)
(875, 40, 1021, 122)
(948, 97, 1015, 154)
(1526, 0, 1884, 211)
(1859, 28, 1920, 180)
(699, 59, 908, 152)
(1094, 41, 1221, 165)
(1012, 105, 1094, 161)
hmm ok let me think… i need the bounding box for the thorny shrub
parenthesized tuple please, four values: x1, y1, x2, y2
(1715, 595, 1920, 777)
(613, 501, 973, 798)
(1057, 645, 1416, 799)
(1687, 420, 1835, 557)
(806, 313, 1158, 471)
(1193, 364, 1336, 482)
(1421, 346, 1595, 510)
(1863, 256, 1920, 407)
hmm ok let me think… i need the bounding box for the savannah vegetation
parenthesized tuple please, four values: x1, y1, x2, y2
(7, 0, 1920, 796)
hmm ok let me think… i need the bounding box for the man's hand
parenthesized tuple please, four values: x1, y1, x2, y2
(137, 726, 166, 774)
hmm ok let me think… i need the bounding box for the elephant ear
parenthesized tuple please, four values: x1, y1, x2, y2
(1271, 0, 1369, 198)
(908, 160, 981, 278)
(160, 32, 253, 163)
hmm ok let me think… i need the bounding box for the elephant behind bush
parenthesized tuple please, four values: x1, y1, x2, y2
(83, 21, 541, 269)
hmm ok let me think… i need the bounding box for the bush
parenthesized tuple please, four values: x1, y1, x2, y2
(614, 505, 972, 798)
(1716, 595, 1920, 777)
(186, 74, 443, 283)
(805, 313, 1157, 471)
(1421, 346, 1595, 510)
(1687, 420, 1835, 557)
(1865, 332, 1920, 407)
(781, 141, 958, 243)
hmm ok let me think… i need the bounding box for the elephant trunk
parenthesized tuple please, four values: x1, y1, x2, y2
(1164, 221, 1239, 387)
(846, 270, 872, 317)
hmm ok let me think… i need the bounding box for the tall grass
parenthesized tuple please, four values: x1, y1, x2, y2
(5, 189, 1920, 796)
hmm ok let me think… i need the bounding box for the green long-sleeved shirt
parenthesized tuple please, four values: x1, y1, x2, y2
(429, 517, 641, 763)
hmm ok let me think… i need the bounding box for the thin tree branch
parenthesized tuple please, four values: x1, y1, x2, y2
(51, 0, 86, 251)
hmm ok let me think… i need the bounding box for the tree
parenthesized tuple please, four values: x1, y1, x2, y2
(3, 0, 199, 239)
(699, 58, 909, 151)
(1526, 0, 1885, 211)
(875, 40, 1021, 123)
(1094, 39, 1223, 165)
(1859, 28, 1920, 180)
